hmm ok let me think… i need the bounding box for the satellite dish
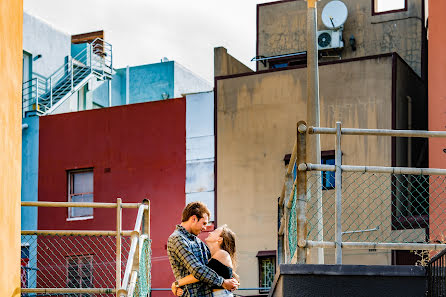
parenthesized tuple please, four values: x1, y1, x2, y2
(321, 0, 348, 29)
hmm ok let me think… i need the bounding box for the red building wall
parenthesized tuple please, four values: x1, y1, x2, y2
(429, 0, 446, 243)
(38, 99, 186, 296)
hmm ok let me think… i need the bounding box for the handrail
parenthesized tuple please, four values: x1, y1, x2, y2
(21, 201, 140, 208)
(119, 202, 150, 297)
(22, 38, 113, 117)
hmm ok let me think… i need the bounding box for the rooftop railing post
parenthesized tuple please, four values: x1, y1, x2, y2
(49, 76, 53, 108)
(116, 198, 122, 297)
(70, 56, 74, 92)
(335, 122, 343, 264)
(306, 0, 323, 264)
(296, 121, 308, 264)
(36, 79, 39, 113)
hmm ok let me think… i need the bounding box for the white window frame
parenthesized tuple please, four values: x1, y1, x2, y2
(373, 0, 407, 15)
(67, 169, 94, 220)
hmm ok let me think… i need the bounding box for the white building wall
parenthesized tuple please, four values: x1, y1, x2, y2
(185, 91, 215, 220)
(23, 11, 71, 78)
(174, 62, 212, 98)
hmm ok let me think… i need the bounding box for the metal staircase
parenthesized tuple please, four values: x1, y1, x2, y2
(22, 38, 112, 117)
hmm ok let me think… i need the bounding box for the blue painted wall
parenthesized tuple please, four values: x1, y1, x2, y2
(129, 61, 174, 103)
(71, 43, 91, 66)
(21, 115, 39, 230)
(92, 61, 212, 106)
(21, 115, 39, 290)
(93, 68, 126, 107)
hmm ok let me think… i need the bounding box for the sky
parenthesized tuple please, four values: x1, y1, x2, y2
(24, 0, 273, 83)
(23, 0, 411, 84)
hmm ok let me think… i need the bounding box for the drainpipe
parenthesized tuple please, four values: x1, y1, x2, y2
(407, 96, 413, 213)
(306, 0, 323, 264)
(22, 123, 29, 130)
(126, 66, 130, 105)
(108, 80, 112, 107)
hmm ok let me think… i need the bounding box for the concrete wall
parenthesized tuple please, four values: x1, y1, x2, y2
(428, 0, 446, 242)
(257, 0, 424, 76)
(38, 99, 186, 297)
(0, 0, 22, 295)
(186, 91, 215, 219)
(216, 56, 397, 289)
(214, 47, 254, 77)
(23, 11, 71, 78)
(174, 62, 212, 97)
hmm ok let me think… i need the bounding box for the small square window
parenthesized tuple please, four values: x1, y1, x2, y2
(373, 0, 407, 15)
(322, 151, 335, 190)
(68, 169, 94, 219)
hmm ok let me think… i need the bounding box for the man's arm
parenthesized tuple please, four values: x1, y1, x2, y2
(169, 235, 224, 287)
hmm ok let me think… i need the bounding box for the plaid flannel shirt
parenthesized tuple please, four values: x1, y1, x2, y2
(167, 225, 224, 297)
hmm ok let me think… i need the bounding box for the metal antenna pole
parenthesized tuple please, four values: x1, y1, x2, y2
(306, 0, 323, 264)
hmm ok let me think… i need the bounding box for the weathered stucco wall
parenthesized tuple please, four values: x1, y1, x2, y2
(0, 0, 22, 295)
(257, 0, 424, 75)
(214, 47, 254, 77)
(216, 56, 395, 289)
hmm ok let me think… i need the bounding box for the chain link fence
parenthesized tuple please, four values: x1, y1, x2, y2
(20, 200, 151, 296)
(133, 239, 152, 297)
(279, 123, 446, 264)
(21, 234, 132, 297)
(305, 172, 446, 245)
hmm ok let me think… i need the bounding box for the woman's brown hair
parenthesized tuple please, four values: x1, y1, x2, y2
(219, 224, 237, 269)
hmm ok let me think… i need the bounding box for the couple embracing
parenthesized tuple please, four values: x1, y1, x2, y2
(167, 202, 240, 297)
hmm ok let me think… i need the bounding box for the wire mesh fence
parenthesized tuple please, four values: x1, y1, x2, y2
(133, 238, 152, 297)
(305, 172, 446, 244)
(21, 234, 132, 297)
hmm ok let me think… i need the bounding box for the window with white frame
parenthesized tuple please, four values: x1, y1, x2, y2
(68, 169, 94, 219)
(373, 0, 406, 15)
(66, 255, 93, 294)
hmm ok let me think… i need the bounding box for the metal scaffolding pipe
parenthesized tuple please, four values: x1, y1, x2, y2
(21, 201, 140, 208)
(309, 126, 446, 138)
(306, 241, 446, 250)
(303, 163, 446, 176)
(21, 230, 133, 236)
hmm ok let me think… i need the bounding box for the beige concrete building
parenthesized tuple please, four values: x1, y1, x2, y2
(214, 0, 427, 294)
(257, 0, 426, 77)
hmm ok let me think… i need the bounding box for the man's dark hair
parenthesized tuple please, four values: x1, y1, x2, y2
(181, 201, 211, 222)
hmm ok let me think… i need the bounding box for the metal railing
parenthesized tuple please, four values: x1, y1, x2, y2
(20, 199, 150, 297)
(427, 248, 446, 297)
(278, 121, 446, 265)
(22, 38, 113, 117)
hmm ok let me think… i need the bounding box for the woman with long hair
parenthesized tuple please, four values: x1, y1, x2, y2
(171, 224, 239, 297)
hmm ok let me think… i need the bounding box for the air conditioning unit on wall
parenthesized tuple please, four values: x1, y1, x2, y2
(317, 30, 344, 51)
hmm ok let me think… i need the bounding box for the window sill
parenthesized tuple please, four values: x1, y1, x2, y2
(66, 216, 94, 222)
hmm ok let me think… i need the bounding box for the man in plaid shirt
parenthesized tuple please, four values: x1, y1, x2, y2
(168, 202, 239, 297)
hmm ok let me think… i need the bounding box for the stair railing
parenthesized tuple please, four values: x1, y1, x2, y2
(22, 38, 113, 117)
(20, 199, 150, 297)
(119, 200, 151, 297)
